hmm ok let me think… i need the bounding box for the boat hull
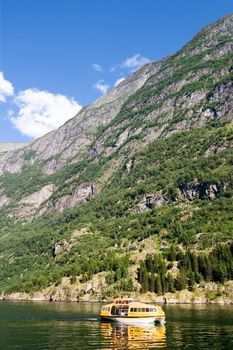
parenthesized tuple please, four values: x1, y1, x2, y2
(101, 316, 165, 325)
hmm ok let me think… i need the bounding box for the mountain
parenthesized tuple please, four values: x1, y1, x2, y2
(0, 14, 232, 302)
(0, 142, 26, 152)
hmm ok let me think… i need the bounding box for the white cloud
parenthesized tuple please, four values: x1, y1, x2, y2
(92, 63, 103, 72)
(0, 72, 14, 102)
(94, 80, 110, 95)
(121, 53, 150, 70)
(114, 77, 126, 87)
(110, 66, 117, 72)
(10, 88, 82, 138)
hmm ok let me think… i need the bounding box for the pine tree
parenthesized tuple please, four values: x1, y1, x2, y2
(167, 273, 175, 293)
(190, 252, 199, 275)
(149, 273, 155, 293)
(138, 267, 143, 286)
(161, 273, 168, 294)
(146, 254, 153, 272)
(205, 256, 212, 281)
(183, 252, 192, 271)
(168, 245, 177, 261)
(198, 254, 207, 279)
(175, 269, 187, 291)
(142, 271, 149, 293)
(188, 271, 196, 291)
(155, 273, 162, 295)
(153, 254, 159, 273)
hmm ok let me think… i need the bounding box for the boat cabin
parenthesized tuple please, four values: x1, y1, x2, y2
(100, 299, 159, 318)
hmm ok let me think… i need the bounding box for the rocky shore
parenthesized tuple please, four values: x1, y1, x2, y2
(1, 280, 233, 305)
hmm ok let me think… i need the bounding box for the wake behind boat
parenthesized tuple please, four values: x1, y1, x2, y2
(100, 298, 165, 325)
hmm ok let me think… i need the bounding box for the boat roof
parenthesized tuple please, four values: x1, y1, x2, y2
(102, 301, 157, 309)
(113, 298, 134, 302)
(128, 302, 157, 308)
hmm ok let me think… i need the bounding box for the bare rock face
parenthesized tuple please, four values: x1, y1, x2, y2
(10, 62, 161, 176)
(0, 14, 232, 222)
(0, 148, 25, 175)
(134, 191, 169, 212)
(0, 195, 11, 208)
(0, 143, 26, 152)
(125, 159, 135, 173)
(204, 141, 230, 157)
(177, 182, 223, 201)
(53, 240, 70, 257)
(17, 184, 56, 218)
(115, 128, 131, 148)
(20, 184, 55, 207)
(53, 228, 91, 257)
(0, 16, 232, 180)
(54, 183, 98, 212)
(133, 181, 227, 213)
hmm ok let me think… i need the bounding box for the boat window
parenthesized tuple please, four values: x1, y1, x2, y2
(103, 307, 110, 311)
(130, 307, 153, 313)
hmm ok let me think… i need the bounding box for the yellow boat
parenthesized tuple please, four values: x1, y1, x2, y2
(100, 298, 165, 325)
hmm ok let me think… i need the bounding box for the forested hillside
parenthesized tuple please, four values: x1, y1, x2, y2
(0, 14, 232, 302)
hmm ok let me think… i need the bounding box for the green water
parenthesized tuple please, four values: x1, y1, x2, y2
(0, 301, 232, 349)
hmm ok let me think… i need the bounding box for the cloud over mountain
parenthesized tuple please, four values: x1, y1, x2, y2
(114, 77, 126, 87)
(0, 72, 14, 102)
(121, 53, 150, 69)
(10, 88, 82, 138)
(94, 80, 110, 94)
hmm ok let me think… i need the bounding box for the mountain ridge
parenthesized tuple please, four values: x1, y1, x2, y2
(0, 13, 232, 301)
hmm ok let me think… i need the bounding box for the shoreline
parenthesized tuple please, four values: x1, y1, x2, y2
(1, 291, 233, 305)
(1, 281, 232, 305)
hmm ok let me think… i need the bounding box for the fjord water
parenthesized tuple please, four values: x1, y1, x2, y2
(0, 302, 232, 350)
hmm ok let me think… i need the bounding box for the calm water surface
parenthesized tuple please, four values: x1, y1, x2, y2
(0, 301, 232, 350)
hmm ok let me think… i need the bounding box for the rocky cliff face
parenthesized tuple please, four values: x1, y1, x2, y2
(0, 143, 26, 152)
(0, 61, 162, 176)
(1, 13, 231, 215)
(92, 14, 233, 160)
(0, 14, 232, 298)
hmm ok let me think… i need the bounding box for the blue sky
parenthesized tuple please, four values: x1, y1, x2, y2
(0, 0, 232, 142)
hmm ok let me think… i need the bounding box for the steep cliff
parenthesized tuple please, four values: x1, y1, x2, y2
(0, 14, 232, 299)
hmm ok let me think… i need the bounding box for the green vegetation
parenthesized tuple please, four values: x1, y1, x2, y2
(0, 18, 232, 297)
(137, 243, 233, 294)
(98, 48, 232, 149)
(0, 166, 47, 199)
(0, 122, 232, 295)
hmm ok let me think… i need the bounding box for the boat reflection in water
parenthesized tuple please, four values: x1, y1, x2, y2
(100, 322, 166, 349)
